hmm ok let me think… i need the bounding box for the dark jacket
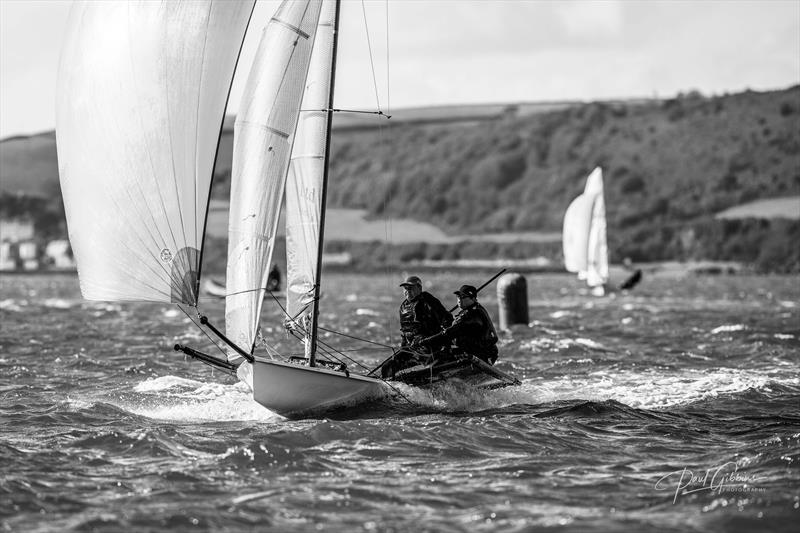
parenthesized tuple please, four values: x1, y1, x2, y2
(399, 291, 453, 345)
(424, 302, 498, 363)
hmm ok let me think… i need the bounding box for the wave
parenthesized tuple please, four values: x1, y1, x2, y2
(524, 366, 800, 410)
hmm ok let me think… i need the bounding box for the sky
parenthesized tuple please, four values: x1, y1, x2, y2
(1, 0, 798, 139)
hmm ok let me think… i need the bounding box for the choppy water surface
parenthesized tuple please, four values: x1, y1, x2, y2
(1, 272, 798, 532)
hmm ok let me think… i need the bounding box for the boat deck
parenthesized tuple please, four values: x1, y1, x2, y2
(391, 355, 521, 389)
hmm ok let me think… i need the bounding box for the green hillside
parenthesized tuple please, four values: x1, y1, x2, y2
(1, 86, 798, 272)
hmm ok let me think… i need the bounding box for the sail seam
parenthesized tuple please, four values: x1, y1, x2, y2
(235, 121, 291, 138)
(269, 17, 311, 39)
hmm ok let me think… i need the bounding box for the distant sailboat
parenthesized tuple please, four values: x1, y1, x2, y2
(563, 167, 608, 296)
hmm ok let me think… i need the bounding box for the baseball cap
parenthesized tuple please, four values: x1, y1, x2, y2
(399, 275, 422, 287)
(454, 284, 477, 298)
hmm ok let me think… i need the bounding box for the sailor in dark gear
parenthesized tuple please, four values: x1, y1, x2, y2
(382, 275, 452, 378)
(267, 263, 281, 291)
(417, 284, 499, 365)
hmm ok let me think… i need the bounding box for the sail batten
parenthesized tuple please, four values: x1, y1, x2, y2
(56, 0, 255, 304)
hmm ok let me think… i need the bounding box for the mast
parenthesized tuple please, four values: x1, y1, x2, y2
(308, 0, 341, 367)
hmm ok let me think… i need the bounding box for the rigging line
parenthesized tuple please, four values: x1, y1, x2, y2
(281, 314, 373, 372)
(283, 317, 412, 406)
(282, 328, 351, 370)
(360, 0, 382, 111)
(385, 0, 390, 115)
(285, 322, 371, 372)
(326, 108, 391, 117)
(316, 325, 394, 349)
(264, 288, 316, 330)
(314, 336, 371, 371)
(178, 305, 229, 358)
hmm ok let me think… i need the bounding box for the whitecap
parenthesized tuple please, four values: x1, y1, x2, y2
(125, 384, 280, 422)
(134, 375, 204, 392)
(774, 333, 795, 340)
(0, 299, 22, 312)
(575, 338, 606, 349)
(530, 367, 800, 410)
(710, 324, 746, 334)
(356, 308, 380, 316)
(163, 308, 181, 318)
(42, 298, 74, 309)
(550, 310, 573, 319)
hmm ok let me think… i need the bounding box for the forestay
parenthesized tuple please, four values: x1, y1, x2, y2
(225, 0, 323, 356)
(56, 1, 254, 304)
(285, 1, 337, 348)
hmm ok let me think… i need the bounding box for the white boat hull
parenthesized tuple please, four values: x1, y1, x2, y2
(253, 357, 386, 418)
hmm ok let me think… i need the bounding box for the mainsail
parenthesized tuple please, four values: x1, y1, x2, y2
(563, 194, 592, 276)
(562, 167, 608, 290)
(225, 0, 324, 356)
(56, 1, 254, 304)
(585, 169, 608, 289)
(285, 1, 337, 352)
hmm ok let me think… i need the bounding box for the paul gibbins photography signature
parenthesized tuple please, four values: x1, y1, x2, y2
(655, 462, 765, 504)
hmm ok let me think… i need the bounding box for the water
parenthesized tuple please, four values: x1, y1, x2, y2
(1, 272, 798, 532)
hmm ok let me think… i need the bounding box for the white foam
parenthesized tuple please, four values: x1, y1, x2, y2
(710, 324, 747, 334)
(42, 298, 74, 309)
(134, 375, 205, 392)
(521, 337, 606, 353)
(127, 375, 281, 422)
(0, 299, 23, 311)
(531, 367, 800, 410)
(574, 338, 606, 349)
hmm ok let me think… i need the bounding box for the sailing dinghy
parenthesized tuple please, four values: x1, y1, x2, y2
(562, 167, 608, 296)
(56, 0, 387, 419)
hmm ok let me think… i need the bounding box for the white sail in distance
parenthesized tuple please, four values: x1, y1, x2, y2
(563, 194, 592, 276)
(225, 0, 323, 357)
(563, 167, 608, 289)
(56, 1, 254, 304)
(285, 0, 337, 343)
(585, 168, 609, 290)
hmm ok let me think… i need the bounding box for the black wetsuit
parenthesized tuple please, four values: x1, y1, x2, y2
(382, 292, 452, 379)
(425, 302, 499, 364)
(399, 291, 453, 347)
